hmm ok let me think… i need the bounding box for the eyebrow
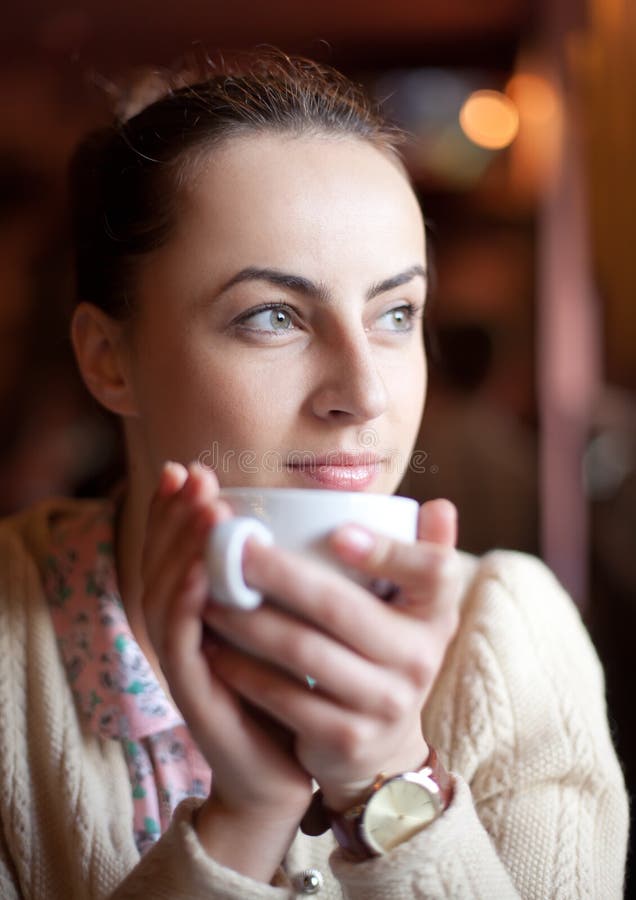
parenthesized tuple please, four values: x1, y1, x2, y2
(217, 263, 427, 303)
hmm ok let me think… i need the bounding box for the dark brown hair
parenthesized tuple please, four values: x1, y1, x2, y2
(70, 51, 405, 318)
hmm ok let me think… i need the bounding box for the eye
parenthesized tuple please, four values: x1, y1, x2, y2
(235, 303, 297, 334)
(377, 303, 420, 332)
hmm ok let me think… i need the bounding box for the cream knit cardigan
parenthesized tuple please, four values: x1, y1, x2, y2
(0, 499, 628, 899)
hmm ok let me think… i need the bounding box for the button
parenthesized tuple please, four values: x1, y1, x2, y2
(295, 867, 324, 894)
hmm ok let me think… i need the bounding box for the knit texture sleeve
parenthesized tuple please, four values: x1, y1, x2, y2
(0, 819, 21, 900)
(0, 511, 300, 900)
(329, 551, 628, 900)
(111, 799, 294, 900)
(330, 776, 520, 898)
(0, 506, 628, 899)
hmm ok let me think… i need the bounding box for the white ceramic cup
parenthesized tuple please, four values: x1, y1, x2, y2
(207, 487, 419, 610)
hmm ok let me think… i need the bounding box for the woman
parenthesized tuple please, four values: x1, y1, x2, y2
(0, 52, 627, 898)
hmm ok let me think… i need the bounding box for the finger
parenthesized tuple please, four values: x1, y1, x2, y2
(417, 499, 458, 547)
(143, 506, 214, 651)
(203, 600, 411, 719)
(150, 555, 215, 708)
(210, 643, 389, 772)
(145, 460, 189, 536)
(160, 563, 299, 780)
(240, 541, 418, 665)
(238, 542, 444, 682)
(142, 470, 231, 649)
(143, 461, 198, 577)
(329, 524, 458, 596)
(158, 459, 189, 497)
(142, 462, 220, 584)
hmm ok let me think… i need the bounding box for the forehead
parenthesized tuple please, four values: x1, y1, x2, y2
(168, 133, 425, 279)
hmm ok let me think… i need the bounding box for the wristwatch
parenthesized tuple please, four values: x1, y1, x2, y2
(327, 747, 453, 859)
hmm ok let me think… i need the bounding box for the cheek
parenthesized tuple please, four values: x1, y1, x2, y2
(135, 339, 298, 458)
(388, 347, 426, 423)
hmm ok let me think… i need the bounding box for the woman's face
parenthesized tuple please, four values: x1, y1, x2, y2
(123, 133, 427, 495)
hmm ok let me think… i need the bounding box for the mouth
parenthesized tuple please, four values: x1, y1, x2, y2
(286, 452, 384, 491)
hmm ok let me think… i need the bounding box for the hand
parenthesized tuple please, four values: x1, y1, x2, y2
(203, 499, 462, 812)
(140, 462, 312, 878)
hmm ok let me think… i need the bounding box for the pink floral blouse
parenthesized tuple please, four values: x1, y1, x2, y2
(43, 501, 211, 855)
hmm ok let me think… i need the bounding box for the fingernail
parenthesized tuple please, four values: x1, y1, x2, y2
(334, 524, 375, 556)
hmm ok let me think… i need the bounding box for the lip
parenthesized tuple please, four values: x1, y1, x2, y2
(296, 452, 380, 467)
(287, 452, 383, 491)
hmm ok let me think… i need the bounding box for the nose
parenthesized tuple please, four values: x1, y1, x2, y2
(309, 331, 389, 423)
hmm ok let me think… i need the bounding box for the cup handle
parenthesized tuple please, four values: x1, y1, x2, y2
(207, 517, 274, 609)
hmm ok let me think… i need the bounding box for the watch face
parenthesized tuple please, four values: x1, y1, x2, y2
(361, 773, 441, 854)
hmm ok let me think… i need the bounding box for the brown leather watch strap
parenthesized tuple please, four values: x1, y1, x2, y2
(300, 789, 330, 836)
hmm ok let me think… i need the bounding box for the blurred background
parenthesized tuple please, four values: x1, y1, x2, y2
(0, 0, 634, 890)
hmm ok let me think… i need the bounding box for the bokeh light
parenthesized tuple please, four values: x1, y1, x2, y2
(506, 73, 559, 126)
(459, 89, 520, 150)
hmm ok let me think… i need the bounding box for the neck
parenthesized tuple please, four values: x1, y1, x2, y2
(115, 478, 167, 685)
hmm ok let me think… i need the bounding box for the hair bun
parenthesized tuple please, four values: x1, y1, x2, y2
(114, 69, 175, 123)
(91, 62, 212, 124)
